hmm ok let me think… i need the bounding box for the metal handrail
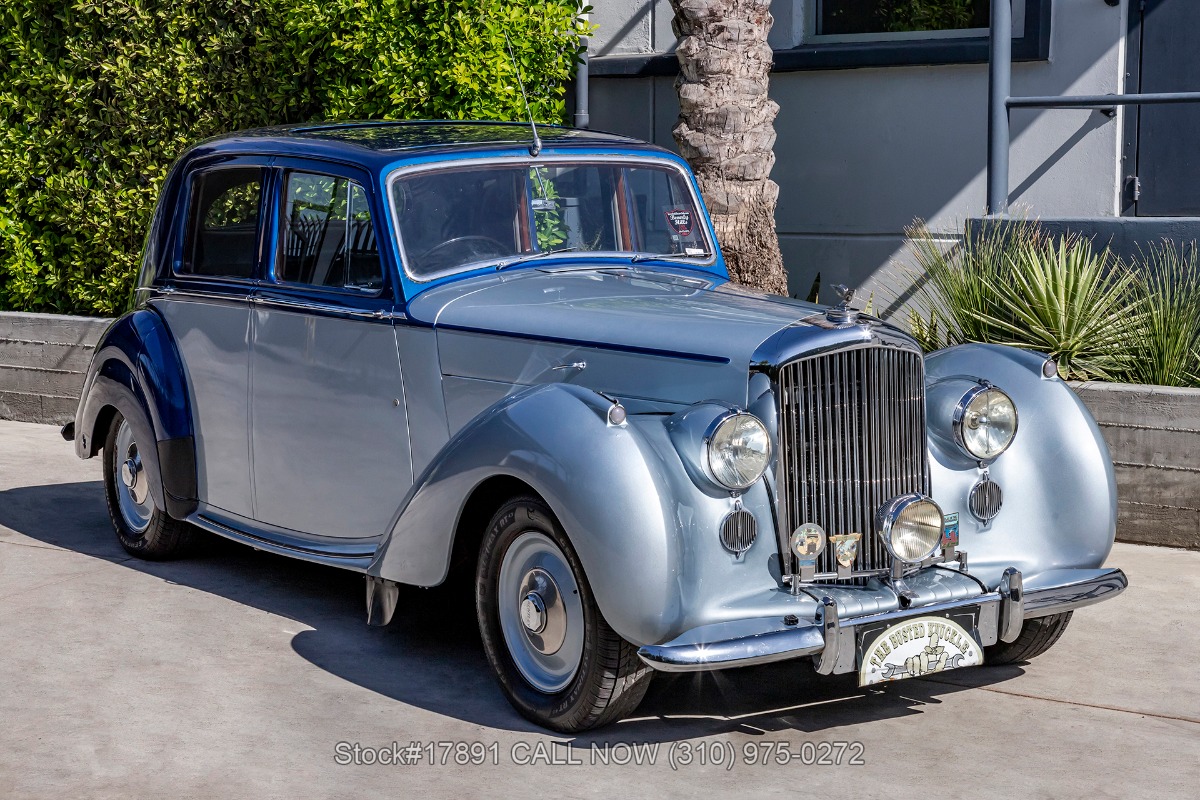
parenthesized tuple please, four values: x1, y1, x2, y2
(986, 1, 1200, 213)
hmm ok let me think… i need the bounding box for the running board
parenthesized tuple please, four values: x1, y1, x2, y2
(190, 513, 377, 571)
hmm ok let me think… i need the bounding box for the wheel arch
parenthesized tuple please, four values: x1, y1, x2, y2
(74, 308, 197, 519)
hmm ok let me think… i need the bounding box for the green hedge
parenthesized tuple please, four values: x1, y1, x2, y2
(0, 1, 590, 315)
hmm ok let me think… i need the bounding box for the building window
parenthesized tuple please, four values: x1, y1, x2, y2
(808, 0, 1025, 44)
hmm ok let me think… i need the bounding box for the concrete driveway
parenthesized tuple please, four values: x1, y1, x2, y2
(0, 419, 1195, 798)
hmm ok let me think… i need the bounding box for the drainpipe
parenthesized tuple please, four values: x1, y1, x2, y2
(574, 8, 590, 129)
(986, 0, 1012, 215)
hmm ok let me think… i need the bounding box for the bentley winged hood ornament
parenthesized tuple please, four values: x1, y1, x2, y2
(826, 283, 860, 324)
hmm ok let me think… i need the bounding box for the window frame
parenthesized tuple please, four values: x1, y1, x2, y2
(776, 0, 1049, 71)
(586, 0, 1050, 77)
(262, 160, 390, 301)
(805, 0, 1021, 45)
(385, 154, 718, 285)
(172, 158, 272, 284)
(270, 167, 387, 298)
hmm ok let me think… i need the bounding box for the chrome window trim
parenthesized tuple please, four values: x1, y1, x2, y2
(383, 154, 718, 284)
(174, 163, 271, 282)
(270, 168, 387, 299)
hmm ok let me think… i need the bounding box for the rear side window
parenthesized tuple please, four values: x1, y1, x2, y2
(278, 171, 383, 292)
(181, 168, 263, 278)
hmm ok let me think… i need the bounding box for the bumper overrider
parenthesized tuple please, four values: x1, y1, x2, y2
(637, 566, 1127, 674)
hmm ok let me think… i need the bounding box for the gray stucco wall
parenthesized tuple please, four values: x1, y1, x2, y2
(0, 312, 108, 425)
(587, 1, 1135, 307)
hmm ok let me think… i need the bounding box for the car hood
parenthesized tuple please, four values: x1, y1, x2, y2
(408, 266, 899, 408)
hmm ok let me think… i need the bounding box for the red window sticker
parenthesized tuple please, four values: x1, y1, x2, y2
(664, 208, 693, 238)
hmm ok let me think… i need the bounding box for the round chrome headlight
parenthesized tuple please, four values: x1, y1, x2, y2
(706, 412, 771, 490)
(953, 384, 1018, 461)
(876, 494, 944, 563)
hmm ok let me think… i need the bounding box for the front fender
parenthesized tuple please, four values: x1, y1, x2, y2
(924, 344, 1117, 587)
(368, 383, 782, 647)
(368, 383, 683, 645)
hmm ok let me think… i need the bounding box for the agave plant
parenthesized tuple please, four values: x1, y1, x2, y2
(984, 234, 1142, 380)
(1122, 241, 1200, 387)
(901, 217, 1041, 351)
(902, 220, 1142, 380)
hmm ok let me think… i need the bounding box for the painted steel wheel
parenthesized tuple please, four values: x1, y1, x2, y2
(476, 496, 653, 732)
(102, 411, 193, 560)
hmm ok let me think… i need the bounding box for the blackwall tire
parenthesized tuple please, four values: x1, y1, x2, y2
(103, 412, 193, 560)
(985, 612, 1073, 664)
(476, 496, 653, 732)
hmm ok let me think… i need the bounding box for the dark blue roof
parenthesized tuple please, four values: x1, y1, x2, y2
(189, 120, 666, 171)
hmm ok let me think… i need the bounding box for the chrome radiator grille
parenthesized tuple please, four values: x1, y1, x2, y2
(775, 345, 929, 579)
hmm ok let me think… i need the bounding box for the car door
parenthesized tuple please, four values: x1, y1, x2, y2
(154, 158, 269, 519)
(248, 160, 413, 540)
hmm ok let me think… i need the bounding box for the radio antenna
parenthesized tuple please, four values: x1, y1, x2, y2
(503, 31, 543, 158)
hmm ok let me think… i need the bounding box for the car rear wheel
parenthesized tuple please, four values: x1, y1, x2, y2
(476, 496, 652, 732)
(103, 412, 193, 559)
(986, 612, 1073, 664)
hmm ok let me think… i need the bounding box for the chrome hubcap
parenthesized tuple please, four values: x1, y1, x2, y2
(520, 592, 547, 635)
(113, 420, 153, 534)
(498, 532, 584, 693)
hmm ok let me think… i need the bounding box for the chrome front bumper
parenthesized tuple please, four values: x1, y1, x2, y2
(637, 567, 1128, 673)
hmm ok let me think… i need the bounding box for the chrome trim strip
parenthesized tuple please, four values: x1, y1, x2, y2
(1023, 567, 1128, 618)
(151, 286, 252, 304)
(190, 513, 378, 570)
(250, 294, 397, 321)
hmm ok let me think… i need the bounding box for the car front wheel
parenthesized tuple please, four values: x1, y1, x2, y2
(475, 496, 652, 732)
(103, 412, 193, 559)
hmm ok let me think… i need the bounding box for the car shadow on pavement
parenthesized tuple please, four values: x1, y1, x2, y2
(0, 480, 1029, 741)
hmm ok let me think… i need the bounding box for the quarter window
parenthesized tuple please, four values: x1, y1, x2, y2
(182, 168, 263, 278)
(278, 172, 383, 292)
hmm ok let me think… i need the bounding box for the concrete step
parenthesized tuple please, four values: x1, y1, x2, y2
(0, 311, 109, 346)
(0, 391, 78, 426)
(0, 337, 94, 373)
(0, 365, 87, 398)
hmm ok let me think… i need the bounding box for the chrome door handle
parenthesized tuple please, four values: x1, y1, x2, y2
(552, 361, 587, 371)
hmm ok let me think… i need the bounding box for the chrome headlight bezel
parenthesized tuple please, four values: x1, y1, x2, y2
(704, 411, 772, 491)
(952, 383, 1018, 462)
(876, 493, 945, 564)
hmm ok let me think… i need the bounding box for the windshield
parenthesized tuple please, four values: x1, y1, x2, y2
(390, 160, 712, 279)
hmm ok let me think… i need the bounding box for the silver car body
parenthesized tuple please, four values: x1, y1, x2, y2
(72, 123, 1126, 678)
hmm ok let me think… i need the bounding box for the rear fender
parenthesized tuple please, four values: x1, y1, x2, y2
(75, 308, 196, 518)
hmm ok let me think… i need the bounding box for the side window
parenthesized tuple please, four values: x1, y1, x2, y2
(279, 171, 383, 292)
(182, 168, 263, 278)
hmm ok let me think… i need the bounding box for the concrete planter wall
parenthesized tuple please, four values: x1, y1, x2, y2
(1072, 381, 1200, 550)
(0, 311, 110, 426)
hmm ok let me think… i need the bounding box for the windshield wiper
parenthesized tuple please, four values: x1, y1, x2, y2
(629, 250, 713, 263)
(496, 246, 583, 271)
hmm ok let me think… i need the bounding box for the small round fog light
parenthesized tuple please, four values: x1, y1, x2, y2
(876, 494, 944, 564)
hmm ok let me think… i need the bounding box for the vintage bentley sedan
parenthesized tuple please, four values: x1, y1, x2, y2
(66, 121, 1127, 731)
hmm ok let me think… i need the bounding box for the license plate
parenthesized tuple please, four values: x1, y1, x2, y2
(856, 610, 984, 687)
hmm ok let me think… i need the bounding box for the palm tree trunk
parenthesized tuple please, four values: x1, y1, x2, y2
(670, 0, 788, 296)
